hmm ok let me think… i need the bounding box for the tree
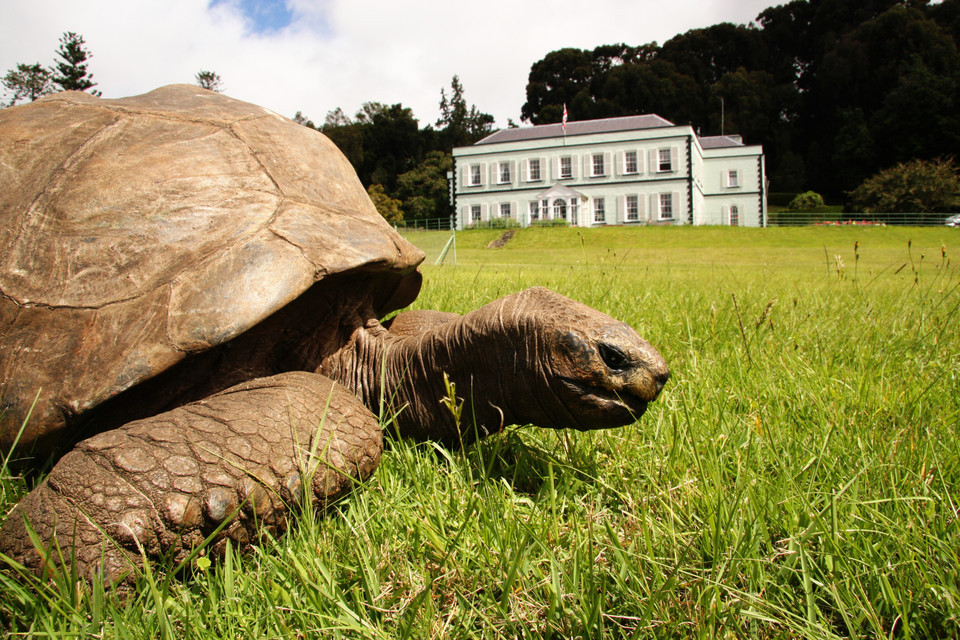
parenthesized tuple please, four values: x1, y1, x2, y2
(292, 111, 317, 129)
(367, 183, 403, 223)
(848, 157, 960, 215)
(353, 102, 422, 191)
(521, 48, 598, 124)
(195, 70, 224, 92)
(51, 32, 100, 94)
(436, 76, 494, 147)
(395, 151, 453, 220)
(1, 63, 53, 106)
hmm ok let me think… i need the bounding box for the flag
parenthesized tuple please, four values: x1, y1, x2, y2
(562, 103, 568, 132)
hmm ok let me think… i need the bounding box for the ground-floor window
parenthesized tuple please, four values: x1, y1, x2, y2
(529, 200, 540, 221)
(593, 197, 606, 223)
(553, 198, 567, 220)
(626, 195, 639, 221)
(659, 193, 674, 220)
(500, 203, 511, 219)
(471, 204, 481, 223)
(729, 205, 739, 226)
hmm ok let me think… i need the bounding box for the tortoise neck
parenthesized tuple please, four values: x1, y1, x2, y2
(320, 304, 519, 448)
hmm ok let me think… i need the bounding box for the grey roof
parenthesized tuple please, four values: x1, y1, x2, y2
(476, 114, 676, 145)
(699, 135, 745, 149)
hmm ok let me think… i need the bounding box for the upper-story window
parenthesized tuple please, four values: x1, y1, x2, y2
(592, 153, 605, 177)
(469, 165, 482, 186)
(498, 162, 511, 184)
(624, 151, 638, 174)
(593, 197, 606, 223)
(528, 158, 542, 182)
(727, 170, 740, 188)
(658, 148, 673, 172)
(560, 156, 573, 179)
(659, 193, 674, 219)
(626, 195, 639, 221)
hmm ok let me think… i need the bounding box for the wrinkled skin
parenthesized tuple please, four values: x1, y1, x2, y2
(1, 287, 667, 582)
(324, 287, 669, 446)
(0, 373, 380, 583)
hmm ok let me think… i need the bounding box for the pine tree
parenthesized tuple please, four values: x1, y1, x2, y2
(51, 32, 100, 95)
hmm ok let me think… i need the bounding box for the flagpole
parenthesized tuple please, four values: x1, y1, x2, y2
(562, 103, 568, 147)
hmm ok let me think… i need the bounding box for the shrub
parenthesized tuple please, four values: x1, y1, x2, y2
(848, 157, 960, 214)
(787, 191, 826, 210)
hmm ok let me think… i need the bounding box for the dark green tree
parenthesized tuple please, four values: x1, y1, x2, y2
(195, 70, 223, 92)
(1, 63, 53, 106)
(343, 102, 422, 192)
(292, 111, 317, 129)
(521, 48, 595, 124)
(320, 111, 364, 171)
(659, 23, 768, 86)
(436, 76, 495, 147)
(51, 32, 100, 95)
(395, 150, 453, 220)
(849, 157, 960, 216)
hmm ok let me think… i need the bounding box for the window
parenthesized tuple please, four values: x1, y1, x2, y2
(529, 200, 540, 221)
(593, 198, 606, 223)
(626, 195, 639, 221)
(560, 156, 572, 179)
(553, 198, 567, 220)
(470, 205, 482, 223)
(624, 151, 638, 174)
(528, 158, 541, 182)
(658, 148, 673, 172)
(592, 153, 605, 177)
(499, 203, 511, 218)
(727, 170, 740, 188)
(659, 193, 674, 219)
(729, 205, 739, 226)
(469, 165, 482, 186)
(498, 162, 511, 184)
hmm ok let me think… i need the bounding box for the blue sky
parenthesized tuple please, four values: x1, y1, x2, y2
(2, 0, 778, 127)
(211, 0, 294, 32)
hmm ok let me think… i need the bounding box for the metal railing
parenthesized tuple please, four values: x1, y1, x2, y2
(768, 211, 958, 227)
(389, 213, 958, 230)
(391, 217, 453, 232)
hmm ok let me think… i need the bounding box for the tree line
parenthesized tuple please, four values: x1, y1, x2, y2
(521, 0, 960, 201)
(6, 1, 960, 219)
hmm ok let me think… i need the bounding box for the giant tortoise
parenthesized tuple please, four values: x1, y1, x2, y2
(0, 85, 668, 582)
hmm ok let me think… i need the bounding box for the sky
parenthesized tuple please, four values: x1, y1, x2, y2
(2, 0, 778, 128)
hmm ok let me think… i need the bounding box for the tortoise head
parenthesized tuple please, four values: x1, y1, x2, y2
(499, 287, 669, 430)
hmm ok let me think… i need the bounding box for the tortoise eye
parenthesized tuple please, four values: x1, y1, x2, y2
(598, 342, 632, 371)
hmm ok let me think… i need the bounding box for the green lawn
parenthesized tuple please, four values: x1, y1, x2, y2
(3, 226, 959, 638)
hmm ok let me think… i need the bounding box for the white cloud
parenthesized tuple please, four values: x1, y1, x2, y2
(1, 0, 776, 127)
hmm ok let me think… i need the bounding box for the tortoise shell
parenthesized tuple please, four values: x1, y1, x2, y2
(0, 85, 423, 456)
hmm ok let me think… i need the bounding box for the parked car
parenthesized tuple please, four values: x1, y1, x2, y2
(946, 214, 960, 227)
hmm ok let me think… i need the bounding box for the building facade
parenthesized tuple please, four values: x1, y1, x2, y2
(452, 115, 766, 228)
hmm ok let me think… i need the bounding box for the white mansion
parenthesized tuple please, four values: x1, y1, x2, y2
(452, 114, 767, 228)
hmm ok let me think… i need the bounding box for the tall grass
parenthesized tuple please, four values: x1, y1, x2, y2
(2, 226, 958, 638)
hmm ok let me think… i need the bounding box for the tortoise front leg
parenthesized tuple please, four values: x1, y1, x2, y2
(0, 371, 381, 584)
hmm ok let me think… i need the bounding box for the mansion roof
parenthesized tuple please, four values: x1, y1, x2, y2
(474, 115, 749, 150)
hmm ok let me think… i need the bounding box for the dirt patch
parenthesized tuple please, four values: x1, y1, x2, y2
(486, 230, 515, 249)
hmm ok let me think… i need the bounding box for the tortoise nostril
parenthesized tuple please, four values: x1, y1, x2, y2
(598, 342, 632, 372)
